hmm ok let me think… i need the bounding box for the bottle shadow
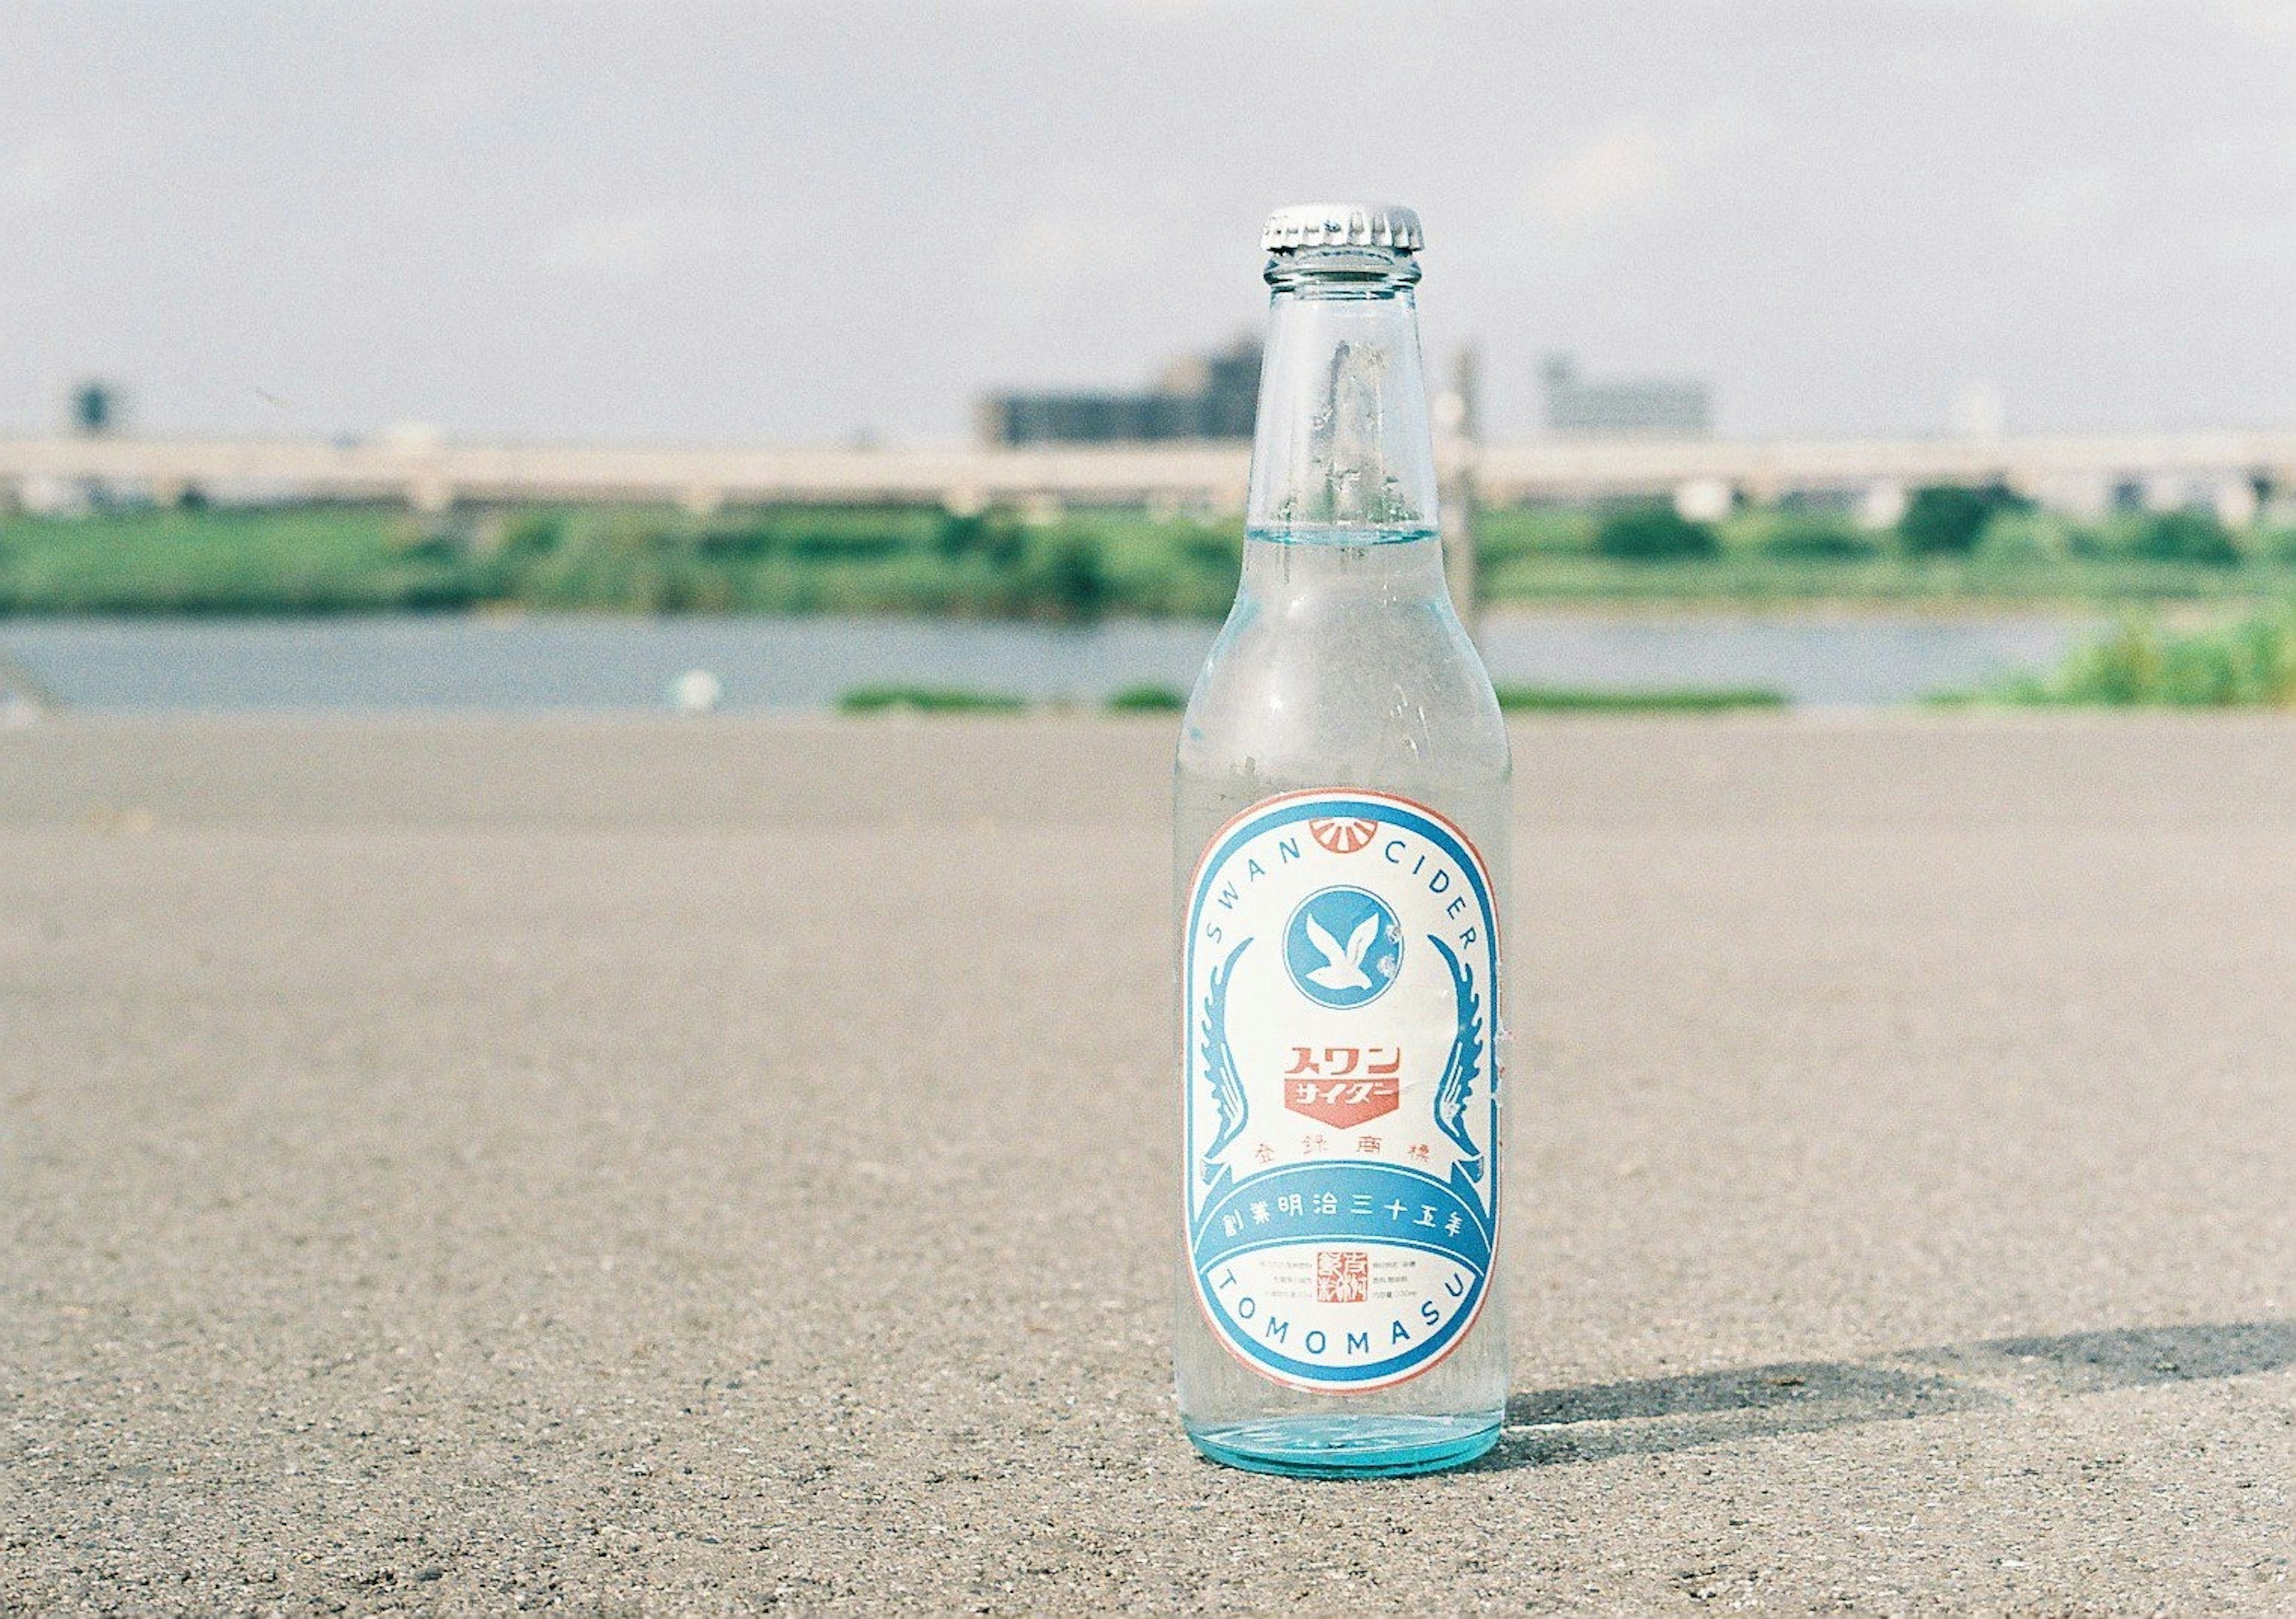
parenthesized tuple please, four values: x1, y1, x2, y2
(1476, 1318, 2296, 1471)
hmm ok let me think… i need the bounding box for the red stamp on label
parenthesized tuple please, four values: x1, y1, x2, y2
(1316, 1251, 1370, 1304)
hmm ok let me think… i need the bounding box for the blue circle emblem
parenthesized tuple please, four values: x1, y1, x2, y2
(1283, 885, 1403, 1010)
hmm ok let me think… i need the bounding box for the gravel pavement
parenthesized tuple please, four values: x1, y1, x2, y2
(2, 714, 2291, 1616)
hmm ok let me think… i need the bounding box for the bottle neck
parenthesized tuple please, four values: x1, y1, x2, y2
(1245, 246, 1439, 540)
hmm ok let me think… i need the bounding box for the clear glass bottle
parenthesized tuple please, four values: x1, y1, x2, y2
(1174, 204, 1511, 1477)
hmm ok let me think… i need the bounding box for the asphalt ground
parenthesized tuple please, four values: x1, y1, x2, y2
(2, 714, 2291, 1617)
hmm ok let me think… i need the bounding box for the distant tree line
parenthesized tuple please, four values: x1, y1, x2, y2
(1587, 483, 2268, 567)
(2, 493, 2291, 620)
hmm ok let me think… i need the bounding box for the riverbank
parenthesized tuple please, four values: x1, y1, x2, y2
(4, 503, 2294, 618)
(3, 714, 2289, 1615)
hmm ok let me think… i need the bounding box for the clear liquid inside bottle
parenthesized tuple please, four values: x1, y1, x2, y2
(1174, 526, 1511, 1476)
(1173, 219, 1511, 1478)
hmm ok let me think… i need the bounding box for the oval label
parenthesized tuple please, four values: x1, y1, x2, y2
(1184, 789, 1501, 1393)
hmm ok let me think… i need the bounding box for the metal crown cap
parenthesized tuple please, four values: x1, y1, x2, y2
(1260, 203, 1422, 253)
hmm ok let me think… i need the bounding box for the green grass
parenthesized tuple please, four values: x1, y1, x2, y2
(1493, 685, 1789, 713)
(1105, 683, 1189, 713)
(1476, 506, 2296, 606)
(836, 685, 1028, 714)
(0, 507, 484, 614)
(835, 681, 1790, 717)
(1955, 604, 2296, 707)
(5, 500, 2294, 619)
(1479, 551, 2296, 606)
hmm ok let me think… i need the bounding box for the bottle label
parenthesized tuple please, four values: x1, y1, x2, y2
(1183, 789, 1500, 1393)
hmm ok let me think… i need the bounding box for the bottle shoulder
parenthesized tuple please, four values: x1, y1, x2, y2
(1176, 589, 1509, 794)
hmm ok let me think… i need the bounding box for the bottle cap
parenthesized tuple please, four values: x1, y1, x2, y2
(1260, 203, 1422, 254)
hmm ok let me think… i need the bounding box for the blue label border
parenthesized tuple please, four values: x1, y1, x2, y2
(1183, 788, 1501, 1393)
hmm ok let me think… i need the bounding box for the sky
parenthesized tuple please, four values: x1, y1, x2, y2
(3, 1, 2292, 445)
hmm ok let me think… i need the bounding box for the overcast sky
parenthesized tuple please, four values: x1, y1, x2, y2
(4, 1, 2291, 444)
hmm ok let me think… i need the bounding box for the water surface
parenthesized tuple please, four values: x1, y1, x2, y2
(0, 612, 2089, 711)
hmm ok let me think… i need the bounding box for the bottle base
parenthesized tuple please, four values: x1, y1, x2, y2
(1184, 1413, 1500, 1479)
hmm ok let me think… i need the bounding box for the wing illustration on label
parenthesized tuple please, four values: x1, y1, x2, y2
(1428, 935, 1486, 1185)
(1198, 939, 1251, 1187)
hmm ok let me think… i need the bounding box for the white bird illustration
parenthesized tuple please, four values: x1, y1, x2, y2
(1304, 913, 1381, 991)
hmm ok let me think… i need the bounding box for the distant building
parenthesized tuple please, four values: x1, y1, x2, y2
(69, 378, 123, 438)
(978, 340, 1260, 446)
(1541, 355, 1708, 439)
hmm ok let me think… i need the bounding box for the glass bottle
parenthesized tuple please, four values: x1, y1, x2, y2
(1174, 204, 1512, 1477)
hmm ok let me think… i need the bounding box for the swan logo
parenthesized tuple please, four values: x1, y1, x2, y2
(1284, 886, 1402, 1010)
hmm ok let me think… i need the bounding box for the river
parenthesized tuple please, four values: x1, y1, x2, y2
(0, 611, 2089, 712)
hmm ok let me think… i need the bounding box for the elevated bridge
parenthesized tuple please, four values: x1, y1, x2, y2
(2, 429, 2290, 517)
